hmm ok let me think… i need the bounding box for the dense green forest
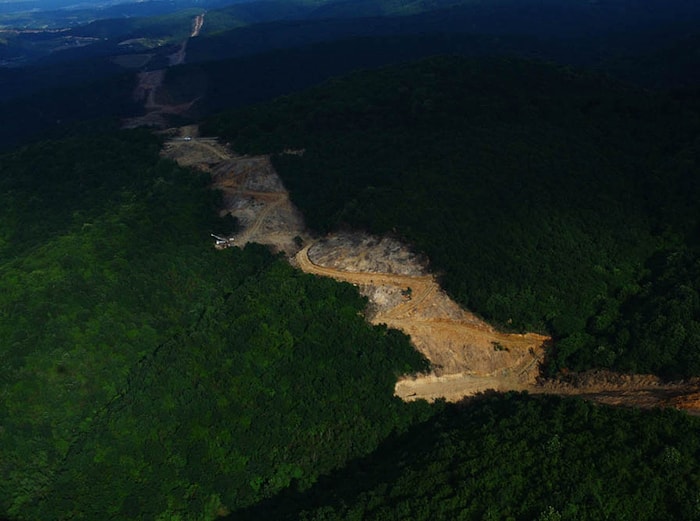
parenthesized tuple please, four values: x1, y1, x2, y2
(3, 127, 700, 521)
(232, 394, 700, 521)
(0, 74, 139, 150)
(0, 131, 431, 519)
(204, 56, 700, 377)
(171, 16, 700, 115)
(33, 255, 432, 520)
(166, 33, 535, 116)
(2, 1, 700, 519)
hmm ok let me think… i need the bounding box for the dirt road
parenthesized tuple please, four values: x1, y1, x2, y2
(233, 192, 288, 245)
(296, 244, 433, 288)
(191, 14, 205, 37)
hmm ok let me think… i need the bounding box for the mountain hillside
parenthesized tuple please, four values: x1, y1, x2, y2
(1, 2, 700, 520)
(204, 55, 700, 377)
(231, 394, 700, 521)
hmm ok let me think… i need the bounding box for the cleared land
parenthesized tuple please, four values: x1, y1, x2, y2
(161, 131, 700, 415)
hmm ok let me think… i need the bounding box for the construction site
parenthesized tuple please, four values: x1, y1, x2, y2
(161, 131, 700, 415)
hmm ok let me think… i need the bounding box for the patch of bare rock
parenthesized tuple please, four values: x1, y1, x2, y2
(308, 233, 428, 276)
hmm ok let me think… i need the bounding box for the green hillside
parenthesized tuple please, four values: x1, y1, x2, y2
(1, 2, 700, 520)
(233, 394, 700, 521)
(204, 56, 700, 377)
(0, 131, 431, 519)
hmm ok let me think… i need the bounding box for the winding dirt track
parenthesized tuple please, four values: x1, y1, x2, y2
(296, 242, 700, 414)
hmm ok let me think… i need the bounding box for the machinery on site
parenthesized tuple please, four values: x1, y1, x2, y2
(211, 234, 235, 249)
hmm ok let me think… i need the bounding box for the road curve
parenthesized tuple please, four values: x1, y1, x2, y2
(295, 244, 434, 288)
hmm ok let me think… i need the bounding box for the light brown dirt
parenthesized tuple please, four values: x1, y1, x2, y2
(161, 130, 700, 415)
(163, 138, 308, 254)
(297, 244, 548, 384)
(534, 370, 700, 416)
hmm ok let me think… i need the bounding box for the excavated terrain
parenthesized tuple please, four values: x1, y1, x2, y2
(308, 234, 428, 276)
(161, 130, 700, 416)
(163, 136, 309, 254)
(298, 242, 548, 381)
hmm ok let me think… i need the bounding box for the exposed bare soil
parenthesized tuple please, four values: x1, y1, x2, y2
(297, 243, 548, 382)
(308, 234, 428, 276)
(161, 130, 700, 415)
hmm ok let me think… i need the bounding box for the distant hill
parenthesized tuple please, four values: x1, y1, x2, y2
(0, 0, 699, 145)
(189, 0, 700, 64)
(165, 32, 548, 117)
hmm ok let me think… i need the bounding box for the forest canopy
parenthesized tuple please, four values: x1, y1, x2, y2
(0, 131, 431, 519)
(1, 6, 700, 517)
(204, 55, 700, 378)
(233, 393, 700, 521)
